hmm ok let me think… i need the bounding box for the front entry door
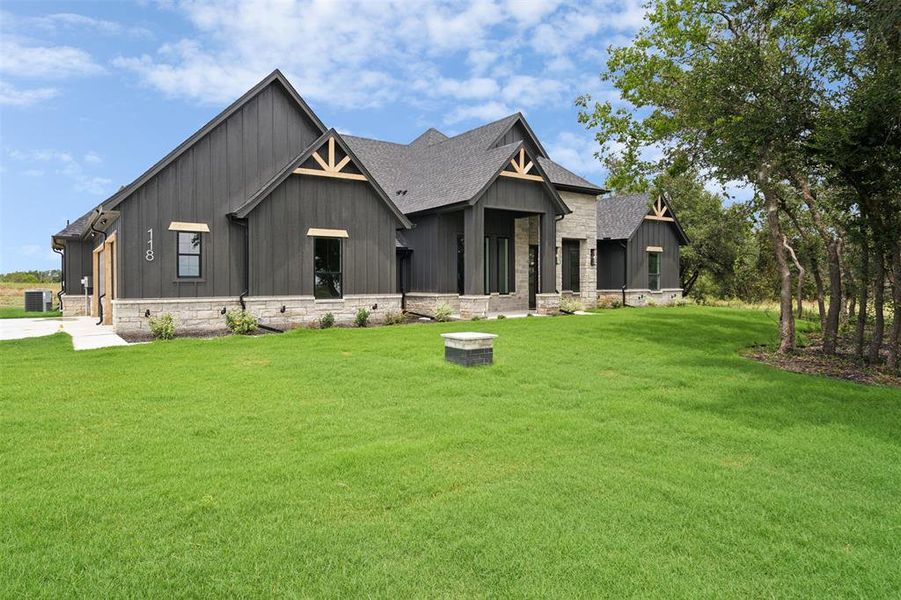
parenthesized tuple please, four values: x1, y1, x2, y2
(528, 244, 539, 309)
(562, 240, 580, 293)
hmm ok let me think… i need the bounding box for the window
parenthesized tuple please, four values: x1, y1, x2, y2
(497, 237, 510, 294)
(648, 252, 661, 291)
(177, 232, 201, 278)
(484, 236, 490, 294)
(314, 237, 342, 299)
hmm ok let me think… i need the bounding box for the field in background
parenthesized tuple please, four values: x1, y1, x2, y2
(2, 307, 898, 596)
(0, 282, 61, 308)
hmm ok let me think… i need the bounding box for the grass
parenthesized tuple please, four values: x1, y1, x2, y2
(0, 282, 60, 308)
(1, 306, 899, 597)
(0, 307, 62, 319)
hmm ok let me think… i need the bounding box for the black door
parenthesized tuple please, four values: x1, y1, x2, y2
(528, 244, 539, 309)
(562, 240, 580, 292)
(456, 235, 465, 295)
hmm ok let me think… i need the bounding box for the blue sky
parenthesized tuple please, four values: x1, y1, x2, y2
(0, 0, 651, 272)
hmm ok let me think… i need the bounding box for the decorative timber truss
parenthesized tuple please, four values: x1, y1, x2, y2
(645, 195, 674, 222)
(294, 136, 367, 182)
(499, 147, 543, 182)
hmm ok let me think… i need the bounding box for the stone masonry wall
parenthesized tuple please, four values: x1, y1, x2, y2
(61, 293, 91, 317)
(112, 294, 402, 335)
(556, 191, 598, 307)
(598, 288, 683, 306)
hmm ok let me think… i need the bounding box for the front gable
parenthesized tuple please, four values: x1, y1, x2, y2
(490, 115, 548, 158)
(641, 195, 689, 244)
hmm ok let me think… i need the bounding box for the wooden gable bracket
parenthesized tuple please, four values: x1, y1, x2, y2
(499, 147, 543, 182)
(293, 136, 367, 182)
(645, 195, 674, 222)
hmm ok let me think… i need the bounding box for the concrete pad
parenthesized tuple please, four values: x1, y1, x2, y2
(0, 316, 129, 351)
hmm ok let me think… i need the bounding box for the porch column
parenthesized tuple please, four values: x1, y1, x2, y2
(539, 213, 556, 293)
(463, 203, 484, 295)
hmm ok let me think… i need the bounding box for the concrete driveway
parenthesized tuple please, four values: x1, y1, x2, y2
(0, 316, 129, 351)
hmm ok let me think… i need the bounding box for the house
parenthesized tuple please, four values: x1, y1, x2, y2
(51, 70, 686, 335)
(596, 193, 689, 306)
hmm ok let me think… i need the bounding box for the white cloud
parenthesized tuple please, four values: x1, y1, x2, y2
(83, 151, 103, 165)
(546, 130, 605, 178)
(0, 38, 105, 79)
(0, 80, 59, 106)
(5, 148, 112, 196)
(0, 10, 152, 38)
(445, 101, 512, 124)
(501, 75, 566, 108)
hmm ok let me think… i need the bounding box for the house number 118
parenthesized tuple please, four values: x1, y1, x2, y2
(146, 228, 154, 261)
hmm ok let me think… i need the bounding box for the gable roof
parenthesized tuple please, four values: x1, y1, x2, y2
(536, 156, 604, 194)
(409, 128, 448, 147)
(52, 204, 100, 243)
(344, 113, 599, 215)
(232, 129, 412, 228)
(596, 192, 689, 243)
(101, 69, 326, 212)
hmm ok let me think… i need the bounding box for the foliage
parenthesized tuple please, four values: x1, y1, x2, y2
(496, 314, 506, 320)
(434, 303, 453, 322)
(225, 309, 258, 335)
(319, 312, 335, 329)
(559, 297, 583, 314)
(148, 313, 175, 340)
(0, 270, 60, 284)
(471, 315, 483, 321)
(2, 310, 899, 596)
(354, 307, 370, 328)
(383, 311, 404, 325)
(596, 296, 622, 309)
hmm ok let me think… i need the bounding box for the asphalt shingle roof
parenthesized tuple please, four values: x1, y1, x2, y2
(596, 193, 651, 240)
(345, 114, 602, 214)
(54, 205, 99, 239)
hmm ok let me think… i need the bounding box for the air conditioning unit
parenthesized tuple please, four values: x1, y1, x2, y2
(24, 289, 53, 312)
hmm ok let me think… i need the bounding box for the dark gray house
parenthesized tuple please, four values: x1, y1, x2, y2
(51, 70, 685, 334)
(596, 193, 688, 305)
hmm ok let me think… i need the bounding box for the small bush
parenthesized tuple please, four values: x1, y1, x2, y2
(471, 315, 483, 321)
(646, 299, 658, 307)
(434, 303, 453, 322)
(319, 312, 335, 329)
(148, 313, 175, 340)
(497, 314, 506, 320)
(596, 296, 622, 309)
(354, 307, 370, 327)
(383, 311, 404, 325)
(559, 297, 583, 314)
(225, 309, 258, 335)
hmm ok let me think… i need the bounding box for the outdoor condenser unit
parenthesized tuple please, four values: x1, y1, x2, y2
(24, 289, 53, 312)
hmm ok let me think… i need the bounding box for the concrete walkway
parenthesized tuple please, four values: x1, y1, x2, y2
(0, 316, 129, 351)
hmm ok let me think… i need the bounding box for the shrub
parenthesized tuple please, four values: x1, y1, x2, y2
(497, 314, 506, 320)
(148, 313, 175, 340)
(559, 297, 583, 314)
(225, 309, 258, 335)
(471, 315, 483, 321)
(646, 299, 658, 307)
(596, 296, 622, 309)
(319, 312, 335, 329)
(434, 303, 453, 322)
(383, 311, 404, 325)
(354, 307, 370, 327)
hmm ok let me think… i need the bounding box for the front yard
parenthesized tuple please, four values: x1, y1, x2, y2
(1, 307, 898, 597)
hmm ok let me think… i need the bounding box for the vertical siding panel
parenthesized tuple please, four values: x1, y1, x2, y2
(243, 99, 259, 200)
(258, 86, 275, 185)
(210, 124, 229, 296)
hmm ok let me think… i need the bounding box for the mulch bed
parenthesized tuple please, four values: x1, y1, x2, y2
(745, 333, 900, 387)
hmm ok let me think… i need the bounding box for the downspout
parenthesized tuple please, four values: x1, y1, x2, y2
(52, 246, 65, 312)
(89, 221, 108, 325)
(228, 213, 282, 333)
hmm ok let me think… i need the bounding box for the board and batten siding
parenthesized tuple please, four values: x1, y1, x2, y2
(63, 239, 94, 294)
(596, 240, 626, 289)
(404, 212, 463, 293)
(247, 175, 398, 296)
(626, 219, 681, 289)
(115, 81, 322, 299)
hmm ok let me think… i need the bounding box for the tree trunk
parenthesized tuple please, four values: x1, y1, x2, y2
(764, 189, 795, 352)
(784, 236, 805, 319)
(810, 259, 827, 328)
(887, 242, 901, 370)
(794, 176, 842, 354)
(682, 271, 700, 296)
(856, 240, 869, 358)
(869, 248, 885, 364)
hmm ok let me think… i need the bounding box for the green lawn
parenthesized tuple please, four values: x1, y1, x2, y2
(1, 307, 899, 597)
(0, 307, 62, 319)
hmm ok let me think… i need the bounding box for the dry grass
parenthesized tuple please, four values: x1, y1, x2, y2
(0, 283, 61, 308)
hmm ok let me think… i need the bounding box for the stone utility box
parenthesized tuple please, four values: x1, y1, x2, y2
(441, 332, 498, 366)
